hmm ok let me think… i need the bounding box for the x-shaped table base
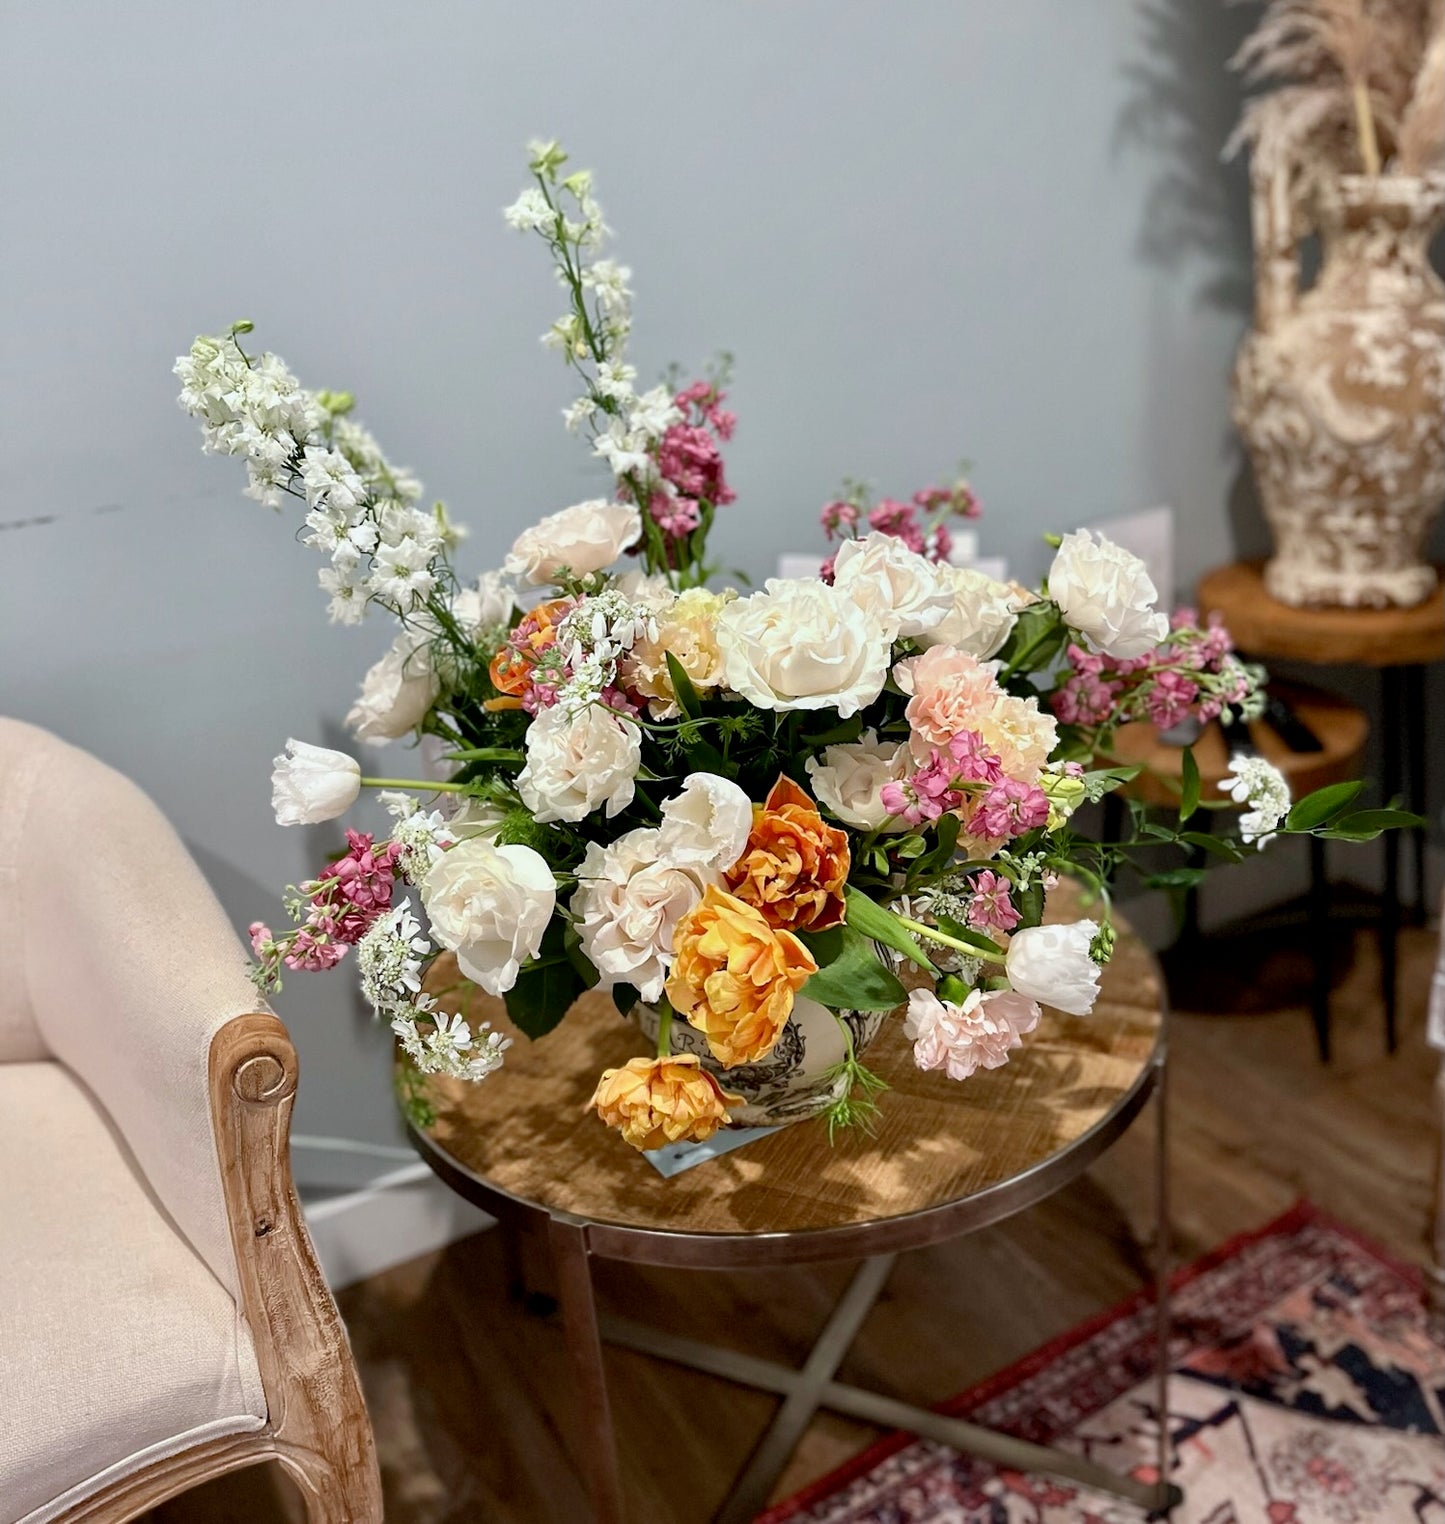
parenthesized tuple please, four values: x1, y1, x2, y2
(595, 1254, 1180, 1524)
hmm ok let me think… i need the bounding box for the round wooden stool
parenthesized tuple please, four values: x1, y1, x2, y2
(1199, 560, 1444, 1050)
(1106, 679, 1367, 1062)
(404, 886, 1178, 1523)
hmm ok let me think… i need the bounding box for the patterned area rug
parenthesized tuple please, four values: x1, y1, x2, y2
(757, 1204, 1445, 1523)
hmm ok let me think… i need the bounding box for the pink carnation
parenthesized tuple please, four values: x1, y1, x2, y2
(904, 987, 1041, 1082)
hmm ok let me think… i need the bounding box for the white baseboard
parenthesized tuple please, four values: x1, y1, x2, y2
(302, 1164, 495, 1290)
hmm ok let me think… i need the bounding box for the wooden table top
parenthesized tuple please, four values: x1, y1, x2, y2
(1111, 679, 1368, 811)
(405, 883, 1163, 1259)
(1198, 560, 1445, 668)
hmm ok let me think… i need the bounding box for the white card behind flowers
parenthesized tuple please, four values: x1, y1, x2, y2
(642, 1125, 780, 1177)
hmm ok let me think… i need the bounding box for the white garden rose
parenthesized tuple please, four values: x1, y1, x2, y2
(1004, 920, 1101, 1017)
(918, 565, 1019, 657)
(572, 827, 715, 1002)
(451, 568, 516, 635)
(516, 703, 642, 823)
(421, 838, 556, 996)
(503, 500, 642, 584)
(1048, 530, 1169, 660)
(270, 740, 361, 826)
(804, 731, 910, 831)
(346, 631, 439, 743)
(655, 773, 754, 872)
(715, 578, 891, 719)
(831, 532, 953, 641)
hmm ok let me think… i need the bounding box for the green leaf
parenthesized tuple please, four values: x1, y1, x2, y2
(663, 652, 702, 721)
(931, 913, 1007, 958)
(842, 886, 935, 972)
(1179, 747, 1200, 824)
(1012, 878, 1046, 929)
(798, 925, 908, 1011)
(1319, 807, 1425, 840)
(503, 960, 586, 1040)
(802, 714, 864, 748)
(1285, 780, 1363, 832)
(1146, 866, 1207, 890)
(1080, 764, 1144, 803)
(610, 982, 641, 1018)
(1180, 830, 1246, 862)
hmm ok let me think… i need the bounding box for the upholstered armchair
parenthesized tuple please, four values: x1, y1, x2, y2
(0, 719, 382, 1523)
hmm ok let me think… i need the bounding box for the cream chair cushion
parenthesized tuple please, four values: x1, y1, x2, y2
(0, 1063, 267, 1524)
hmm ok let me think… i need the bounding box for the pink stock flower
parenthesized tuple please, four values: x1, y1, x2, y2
(966, 870, 1020, 933)
(248, 921, 273, 957)
(1145, 669, 1200, 730)
(819, 499, 860, 538)
(912, 480, 982, 521)
(946, 728, 1004, 784)
(651, 489, 701, 537)
(972, 778, 1050, 839)
(284, 928, 347, 972)
(657, 422, 733, 507)
(323, 830, 401, 915)
(867, 499, 925, 553)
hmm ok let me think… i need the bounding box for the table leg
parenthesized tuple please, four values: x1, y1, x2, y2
(550, 1217, 625, 1524)
(1406, 664, 1429, 925)
(1382, 667, 1403, 1054)
(1430, 1059, 1445, 1345)
(1309, 836, 1332, 1064)
(716, 1254, 897, 1524)
(1151, 1044, 1177, 1516)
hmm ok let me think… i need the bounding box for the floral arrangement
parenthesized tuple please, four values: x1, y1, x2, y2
(178, 142, 1411, 1152)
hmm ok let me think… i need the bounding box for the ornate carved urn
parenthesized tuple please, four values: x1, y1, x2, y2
(1233, 171, 1445, 608)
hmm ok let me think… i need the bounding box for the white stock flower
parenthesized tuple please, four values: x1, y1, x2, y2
(421, 838, 556, 996)
(1004, 920, 1102, 1017)
(572, 827, 715, 1002)
(919, 565, 1019, 657)
(1221, 754, 1291, 848)
(270, 740, 361, 826)
(346, 632, 439, 743)
(805, 731, 911, 831)
(516, 703, 642, 823)
(1048, 530, 1169, 660)
(656, 774, 754, 872)
(503, 500, 642, 584)
(904, 987, 1042, 1081)
(831, 532, 953, 642)
(715, 578, 891, 719)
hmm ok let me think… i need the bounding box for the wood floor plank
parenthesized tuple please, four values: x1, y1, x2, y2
(142, 921, 1442, 1524)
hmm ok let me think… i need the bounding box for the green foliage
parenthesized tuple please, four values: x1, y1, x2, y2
(798, 925, 908, 1011)
(1285, 780, 1363, 832)
(394, 1064, 437, 1130)
(843, 886, 935, 971)
(1317, 807, 1425, 840)
(664, 652, 702, 720)
(995, 599, 1068, 678)
(504, 959, 588, 1039)
(1179, 747, 1201, 823)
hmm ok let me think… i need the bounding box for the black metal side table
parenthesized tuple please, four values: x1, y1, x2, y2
(404, 890, 1180, 1523)
(1200, 559, 1444, 1052)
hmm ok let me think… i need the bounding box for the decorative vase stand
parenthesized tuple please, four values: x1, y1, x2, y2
(406, 891, 1180, 1522)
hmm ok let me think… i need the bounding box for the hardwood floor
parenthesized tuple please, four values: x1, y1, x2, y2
(147, 916, 1443, 1524)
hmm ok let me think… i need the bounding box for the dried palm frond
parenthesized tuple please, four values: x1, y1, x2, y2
(1396, 3, 1445, 173)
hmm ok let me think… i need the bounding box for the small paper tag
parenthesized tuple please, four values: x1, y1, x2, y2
(1428, 972, 1445, 1054)
(642, 1125, 780, 1178)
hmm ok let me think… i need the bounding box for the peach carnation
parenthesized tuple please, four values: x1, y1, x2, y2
(666, 886, 817, 1067)
(588, 1054, 741, 1151)
(894, 645, 1001, 757)
(723, 776, 850, 933)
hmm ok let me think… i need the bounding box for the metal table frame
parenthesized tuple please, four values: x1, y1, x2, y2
(409, 1036, 1179, 1523)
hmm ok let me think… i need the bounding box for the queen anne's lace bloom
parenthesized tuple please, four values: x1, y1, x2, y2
(1221, 754, 1291, 848)
(392, 1007, 510, 1083)
(356, 900, 432, 1013)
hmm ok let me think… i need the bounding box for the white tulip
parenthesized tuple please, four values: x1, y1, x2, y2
(1048, 529, 1169, 660)
(270, 740, 362, 826)
(1004, 920, 1102, 1017)
(421, 838, 556, 996)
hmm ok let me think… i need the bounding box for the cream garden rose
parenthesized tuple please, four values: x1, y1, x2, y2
(503, 499, 641, 584)
(715, 578, 890, 718)
(421, 838, 556, 995)
(346, 630, 440, 743)
(919, 565, 1019, 657)
(831, 532, 953, 642)
(572, 827, 715, 1002)
(1048, 529, 1168, 660)
(516, 702, 642, 823)
(804, 731, 911, 831)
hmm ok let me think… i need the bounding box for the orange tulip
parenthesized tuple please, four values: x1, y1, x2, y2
(723, 776, 850, 932)
(588, 1054, 742, 1151)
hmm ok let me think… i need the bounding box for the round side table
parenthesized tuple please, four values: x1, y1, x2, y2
(1105, 679, 1367, 1062)
(1199, 560, 1445, 1052)
(405, 887, 1178, 1524)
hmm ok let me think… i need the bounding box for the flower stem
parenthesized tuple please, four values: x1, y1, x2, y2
(656, 1004, 673, 1059)
(892, 913, 1007, 964)
(359, 777, 469, 793)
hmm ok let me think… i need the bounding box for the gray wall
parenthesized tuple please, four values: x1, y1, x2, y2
(2, 0, 1277, 1165)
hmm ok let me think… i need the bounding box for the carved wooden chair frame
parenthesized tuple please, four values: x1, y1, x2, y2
(57, 1013, 383, 1523)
